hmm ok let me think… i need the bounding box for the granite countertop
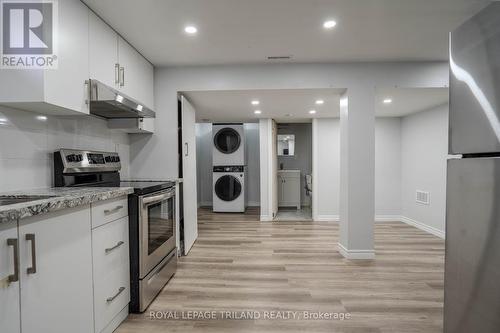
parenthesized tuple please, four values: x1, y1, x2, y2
(0, 187, 134, 224)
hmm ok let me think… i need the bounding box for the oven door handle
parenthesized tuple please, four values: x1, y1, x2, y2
(141, 191, 174, 205)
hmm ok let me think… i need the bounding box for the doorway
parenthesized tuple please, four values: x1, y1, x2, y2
(274, 123, 313, 221)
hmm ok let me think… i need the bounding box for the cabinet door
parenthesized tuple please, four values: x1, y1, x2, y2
(44, 0, 89, 114)
(281, 176, 301, 207)
(0, 221, 20, 333)
(118, 37, 154, 108)
(89, 10, 119, 89)
(277, 176, 284, 205)
(19, 206, 94, 333)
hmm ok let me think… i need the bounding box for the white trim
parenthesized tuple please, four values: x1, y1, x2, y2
(400, 216, 445, 239)
(314, 214, 339, 222)
(310, 214, 445, 239)
(260, 215, 273, 222)
(375, 215, 402, 222)
(311, 119, 319, 221)
(338, 243, 375, 260)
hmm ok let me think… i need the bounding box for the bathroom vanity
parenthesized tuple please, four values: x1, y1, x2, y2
(277, 170, 301, 209)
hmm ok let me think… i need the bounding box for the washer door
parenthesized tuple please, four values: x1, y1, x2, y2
(215, 175, 242, 201)
(214, 127, 241, 154)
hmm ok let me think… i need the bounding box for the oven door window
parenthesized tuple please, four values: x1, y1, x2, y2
(147, 199, 174, 255)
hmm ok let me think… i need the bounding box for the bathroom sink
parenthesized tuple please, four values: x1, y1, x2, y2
(0, 195, 57, 206)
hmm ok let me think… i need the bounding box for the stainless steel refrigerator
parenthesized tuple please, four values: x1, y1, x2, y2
(446, 2, 500, 332)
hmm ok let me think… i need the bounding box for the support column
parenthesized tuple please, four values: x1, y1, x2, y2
(339, 87, 375, 259)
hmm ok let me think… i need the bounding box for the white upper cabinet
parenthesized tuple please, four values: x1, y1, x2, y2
(0, 0, 154, 116)
(0, 0, 90, 115)
(89, 11, 119, 89)
(89, 14, 154, 110)
(117, 37, 154, 109)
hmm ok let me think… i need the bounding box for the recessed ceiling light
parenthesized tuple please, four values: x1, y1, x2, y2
(323, 20, 337, 29)
(254, 110, 262, 114)
(36, 115, 47, 121)
(309, 110, 317, 114)
(383, 98, 393, 104)
(184, 26, 197, 34)
(251, 100, 260, 105)
(315, 100, 324, 105)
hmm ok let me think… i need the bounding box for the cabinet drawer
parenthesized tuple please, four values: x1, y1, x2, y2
(92, 217, 130, 333)
(93, 267, 130, 333)
(91, 196, 128, 229)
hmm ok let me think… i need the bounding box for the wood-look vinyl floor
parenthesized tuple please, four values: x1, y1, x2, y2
(115, 208, 444, 333)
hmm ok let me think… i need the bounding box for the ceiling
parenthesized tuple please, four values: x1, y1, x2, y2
(82, 0, 488, 66)
(184, 89, 344, 123)
(184, 87, 449, 123)
(375, 87, 449, 117)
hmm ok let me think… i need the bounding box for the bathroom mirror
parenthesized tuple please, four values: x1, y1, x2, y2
(277, 134, 295, 156)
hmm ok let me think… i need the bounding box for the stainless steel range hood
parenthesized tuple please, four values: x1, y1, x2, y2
(88, 79, 155, 119)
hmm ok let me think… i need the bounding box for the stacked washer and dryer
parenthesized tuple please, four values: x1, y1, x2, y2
(212, 124, 246, 213)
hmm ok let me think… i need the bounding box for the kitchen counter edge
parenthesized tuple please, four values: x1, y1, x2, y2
(0, 187, 134, 224)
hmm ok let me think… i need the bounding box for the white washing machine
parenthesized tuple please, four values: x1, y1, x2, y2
(213, 166, 246, 212)
(212, 124, 245, 166)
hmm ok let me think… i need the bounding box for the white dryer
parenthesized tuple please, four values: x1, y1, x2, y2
(213, 166, 246, 213)
(212, 124, 245, 166)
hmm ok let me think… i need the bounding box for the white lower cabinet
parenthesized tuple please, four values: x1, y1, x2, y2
(0, 221, 21, 333)
(278, 170, 301, 209)
(19, 205, 94, 333)
(0, 196, 130, 333)
(91, 216, 130, 333)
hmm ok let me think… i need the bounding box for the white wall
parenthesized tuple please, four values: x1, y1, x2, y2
(195, 123, 213, 206)
(196, 122, 260, 206)
(0, 106, 130, 192)
(312, 118, 340, 220)
(244, 123, 261, 206)
(311, 118, 402, 219)
(130, 62, 448, 180)
(401, 104, 448, 236)
(375, 118, 402, 216)
(259, 119, 273, 220)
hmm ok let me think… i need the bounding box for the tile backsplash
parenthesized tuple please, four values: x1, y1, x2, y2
(0, 106, 130, 191)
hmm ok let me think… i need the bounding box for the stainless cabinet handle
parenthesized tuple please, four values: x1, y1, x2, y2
(105, 241, 124, 254)
(119, 67, 125, 87)
(104, 205, 123, 215)
(115, 63, 120, 84)
(7, 239, 19, 282)
(26, 234, 36, 274)
(106, 286, 125, 303)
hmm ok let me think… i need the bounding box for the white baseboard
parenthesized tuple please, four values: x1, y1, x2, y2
(375, 215, 403, 222)
(247, 201, 260, 207)
(399, 216, 445, 239)
(260, 215, 273, 222)
(199, 201, 212, 207)
(338, 243, 375, 260)
(314, 214, 339, 222)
